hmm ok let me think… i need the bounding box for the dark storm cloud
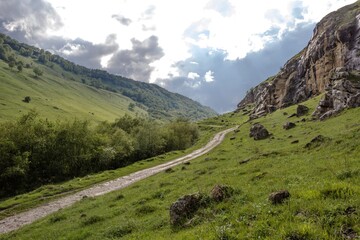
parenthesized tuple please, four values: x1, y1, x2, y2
(106, 35, 164, 82)
(206, 0, 235, 17)
(60, 34, 119, 69)
(0, 0, 62, 41)
(112, 14, 132, 26)
(156, 23, 315, 113)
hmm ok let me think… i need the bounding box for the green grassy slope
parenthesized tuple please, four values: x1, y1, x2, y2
(0, 60, 147, 122)
(2, 97, 359, 239)
(0, 33, 217, 121)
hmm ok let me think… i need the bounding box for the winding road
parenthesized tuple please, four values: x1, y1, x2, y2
(0, 126, 237, 234)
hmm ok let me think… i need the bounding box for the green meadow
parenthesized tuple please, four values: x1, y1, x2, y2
(1, 96, 359, 239)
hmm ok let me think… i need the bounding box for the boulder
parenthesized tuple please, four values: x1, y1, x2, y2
(169, 193, 204, 226)
(249, 123, 270, 140)
(269, 190, 290, 204)
(296, 105, 309, 117)
(210, 184, 234, 202)
(283, 122, 296, 130)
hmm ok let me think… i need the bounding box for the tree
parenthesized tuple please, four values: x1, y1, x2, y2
(128, 103, 135, 111)
(17, 64, 23, 72)
(33, 67, 43, 77)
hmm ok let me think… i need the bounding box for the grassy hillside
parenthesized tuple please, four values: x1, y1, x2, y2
(0, 33, 217, 121)
(0, 60, 147, 122)
(2, 97, 359, 239)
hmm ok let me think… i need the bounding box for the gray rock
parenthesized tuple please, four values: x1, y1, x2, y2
(210, 184, 234, 202)
(313, 79, 360, 120)
(269, 190, 290, 204)
(283, 122, 296, 130)
(249, 123, 270, 140)
(169, 193, 204, 227)
(296, 105, 309, 117)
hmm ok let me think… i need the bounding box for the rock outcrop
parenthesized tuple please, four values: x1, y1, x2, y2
(237, 2, 360, 119)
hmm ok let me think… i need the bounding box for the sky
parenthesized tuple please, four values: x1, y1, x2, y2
(0, 0, 357, 113)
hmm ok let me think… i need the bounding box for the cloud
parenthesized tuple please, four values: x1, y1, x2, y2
(188, 72, 200, 79)
(106, 35, 164, 82)
(204, 70, 214, 82)
(206, 0, 235, 17)
(59, 34, 119, 69)
(0, 0, 62, 41)
(112, 14, 132, 26)
(141, 5, 156, 20)
(156, 22, 315, 113)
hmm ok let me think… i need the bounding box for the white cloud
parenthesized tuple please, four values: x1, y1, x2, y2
(204, 70, 215, 82)
(45, 0, 357, 82)
(188, 72, 200, 79)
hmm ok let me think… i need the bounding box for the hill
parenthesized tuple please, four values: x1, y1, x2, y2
(0, 33, 217, 122)
(237, 1, 360, 120)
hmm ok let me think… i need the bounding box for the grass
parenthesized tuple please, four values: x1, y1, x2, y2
(1, 97, 360, 239)
(0, 60, 147, 123)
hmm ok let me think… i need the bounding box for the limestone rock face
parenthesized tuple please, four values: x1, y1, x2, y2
(237, 2, 360, 119)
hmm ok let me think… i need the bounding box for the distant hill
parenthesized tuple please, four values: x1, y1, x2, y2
(0, 33, 217, 122)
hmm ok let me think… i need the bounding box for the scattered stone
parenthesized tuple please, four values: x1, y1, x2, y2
(169, 193, 205, 227)
(304, 135, 328, 149)
(296, 105, 309, 116)
(239, 159, 250, 164)
(183, 162, 190, 165)
(230, 137, 236, 140)
(269, 190, 290, 204)
(288, 113, 297, 118)
(341, 227, 358, 239)
(210, 184, 234, 202)
(283, 122, 296, 130)
(249, 123, 270, 140)
(283, 112, 288, 116)
(288, 135, 293, 138)
(301, 118, 306, 122)
(291, 140, 299, 144)
(344, 206, 356, 215)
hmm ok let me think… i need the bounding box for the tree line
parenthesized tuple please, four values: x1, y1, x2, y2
(0, 111, 199, 198)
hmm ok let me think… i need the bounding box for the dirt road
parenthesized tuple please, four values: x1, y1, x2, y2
(0, 126, 237, 234)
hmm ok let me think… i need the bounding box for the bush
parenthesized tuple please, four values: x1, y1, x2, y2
(22, 96, 31, 103)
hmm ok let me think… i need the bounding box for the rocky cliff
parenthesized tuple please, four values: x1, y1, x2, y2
(237, 1, 360, 120)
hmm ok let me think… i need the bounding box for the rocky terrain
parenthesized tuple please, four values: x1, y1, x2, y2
(237, 1, 360, 120)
